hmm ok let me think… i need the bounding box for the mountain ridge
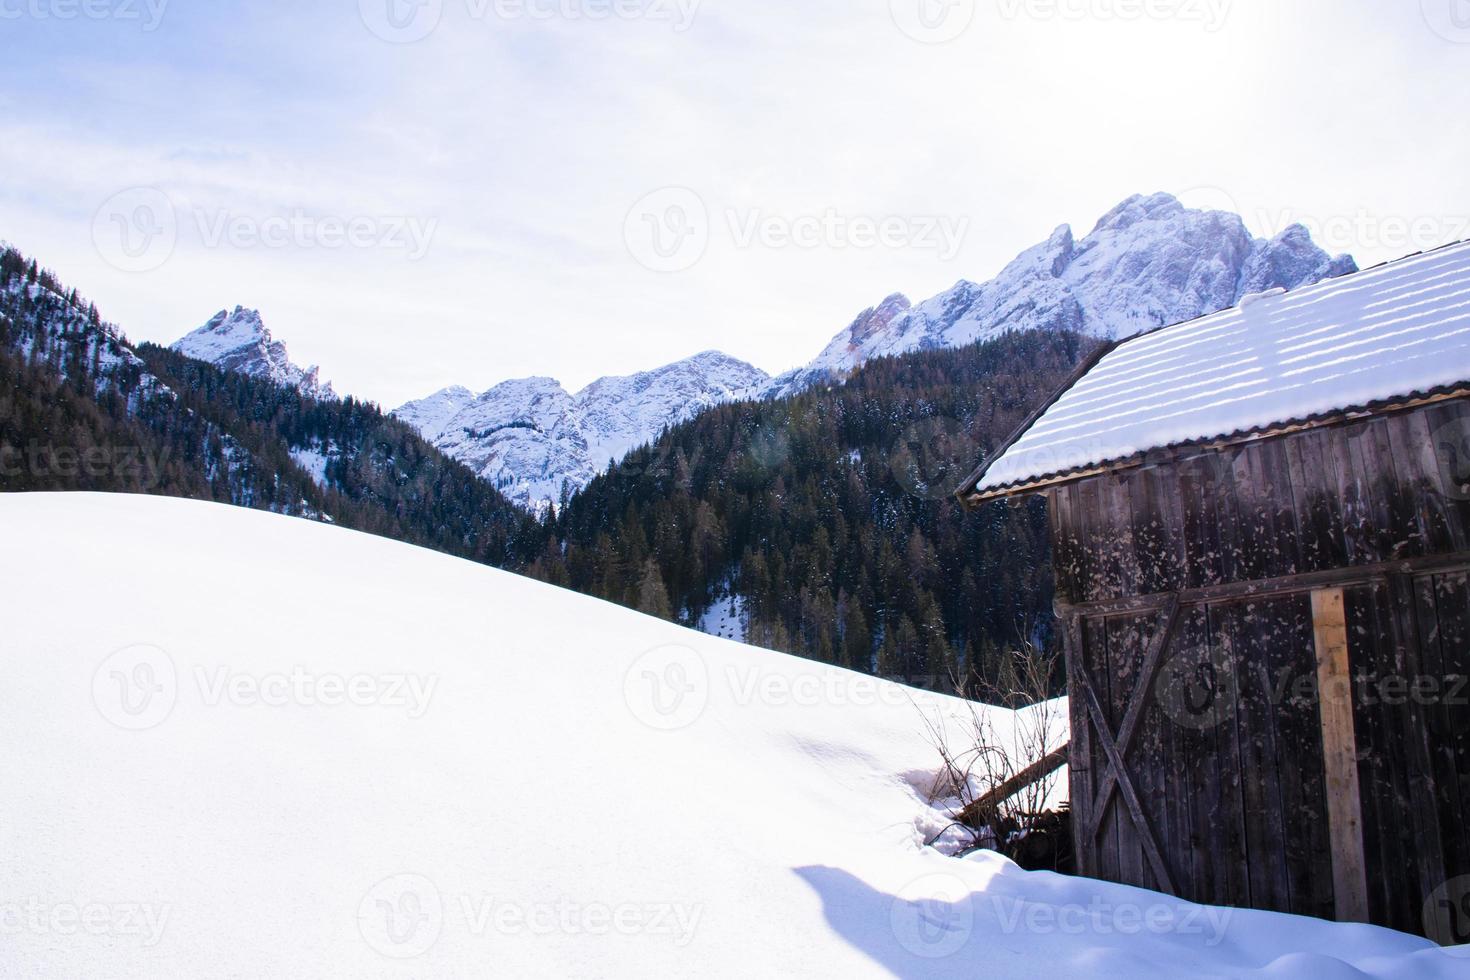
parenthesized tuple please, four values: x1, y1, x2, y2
(764, 192, 1357, 397)
(395, 350, 770, 510)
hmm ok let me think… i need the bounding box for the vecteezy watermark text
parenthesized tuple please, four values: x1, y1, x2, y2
(623, 644, 917, 731)
(93, 645, 440, 731)
(0, 443, 168, 490)
(357, 874, 701, 959)
(989, 893, 1232, 945)
(625, 188, 969, 273)
(195, 666, 438, 718)
(0, 0, 168, 30)
(92, 187, 437, 273)
(0, 899, 170, 947)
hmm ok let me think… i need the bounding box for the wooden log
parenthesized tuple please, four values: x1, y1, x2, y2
(957, 744, 1070, 828)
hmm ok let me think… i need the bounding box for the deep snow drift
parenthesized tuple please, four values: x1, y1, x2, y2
(1, 494, 1462, 978)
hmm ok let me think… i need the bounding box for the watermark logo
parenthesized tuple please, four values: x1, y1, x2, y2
(92, 644, 178, 731)
(890, 0, 975, 43)
(889, 872, 973, 959)
(625, 187, 709, 274)
(1432, 418, 1470, 502)
(92, 187, 177, 274)
(359, 874, 444, 959)
(0, 0, 170, 30)
(1421, 0, 1470, 43)
(623, 644, 709, 730)
(1154, 640, 1237, 732)
(890, 417, 982, 501)
(747, 424, 791, 471)
(359, 0, 444, 43)
(1423, 875, 1470, 947)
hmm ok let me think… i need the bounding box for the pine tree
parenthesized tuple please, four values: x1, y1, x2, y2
(843, 604, 870, 672)
(636, 558, 672, 619)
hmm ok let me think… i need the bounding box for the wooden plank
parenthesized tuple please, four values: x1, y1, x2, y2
(1231, 444, 1277, 582)
(1063, 614, 1096, 880)
(1169, 603, 1217, 905)
(1263, 592, 1336, 920)
(1312, 586, 1371, 923)
(1076, 478, 1107, 604)
(1285, 429, 1347, 573)
(1385, 572, 1450, 940)
(1177, 456, 1222, 590)
(1259, 438, 1305, 579)
(1343, 584, 1413, 930)
(1385, 410, 1451, 556)
(1208, 600, 1253, 910)
(1418, 573, 1470, 924)
(1226, 598, 1294, 913)
(1103, 614, 1147, 888)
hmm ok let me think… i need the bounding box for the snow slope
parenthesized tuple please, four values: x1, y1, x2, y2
(768, 193, 1358, 397)
(2, 494, 1462, 978)
(396, 351, 769, 510)
(171, 306, 336, 400)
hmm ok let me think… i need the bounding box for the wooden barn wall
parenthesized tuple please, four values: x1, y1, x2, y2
(1051, 398, 1470, 937)
(1049, 399, 1470, 607)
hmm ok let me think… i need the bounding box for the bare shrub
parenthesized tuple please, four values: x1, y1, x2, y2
(917, 638, 1069, 865)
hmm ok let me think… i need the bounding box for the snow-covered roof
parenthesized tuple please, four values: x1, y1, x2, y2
(962, 240, 1470, 500)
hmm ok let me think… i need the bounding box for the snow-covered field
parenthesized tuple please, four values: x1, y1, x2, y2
(1, 494, 1462, 978)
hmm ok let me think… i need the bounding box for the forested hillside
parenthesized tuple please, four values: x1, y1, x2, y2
(529, 330, 1096, 692)
(0, 245, 539, 568)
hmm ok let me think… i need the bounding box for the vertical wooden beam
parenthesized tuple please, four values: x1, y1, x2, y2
(1311, 587, 1370, 923)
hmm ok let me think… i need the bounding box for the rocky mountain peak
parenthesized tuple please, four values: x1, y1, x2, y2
(770, 192, 1358, 398)
(171, 307, 336, 401)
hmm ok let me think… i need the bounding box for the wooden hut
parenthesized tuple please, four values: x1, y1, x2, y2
(956, 241, 1470, 942)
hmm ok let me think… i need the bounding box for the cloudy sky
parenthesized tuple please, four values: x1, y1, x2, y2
(1, 0, 1466, 407)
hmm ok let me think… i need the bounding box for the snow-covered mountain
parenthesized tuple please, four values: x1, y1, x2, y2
(766, 193, 1357, 397)
(396, 351, 769, 510)
(171, 306, 336, 400)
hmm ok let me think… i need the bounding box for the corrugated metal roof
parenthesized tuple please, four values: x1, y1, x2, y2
(963, 240, 1470, 499)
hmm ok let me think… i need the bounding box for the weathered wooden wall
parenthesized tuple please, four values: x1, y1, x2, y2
(1050, 397, 1470, 941)
(1050, 398, 1470, 606)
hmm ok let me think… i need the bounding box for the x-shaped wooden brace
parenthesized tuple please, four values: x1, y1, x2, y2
(1076, 594, 1182, 895)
